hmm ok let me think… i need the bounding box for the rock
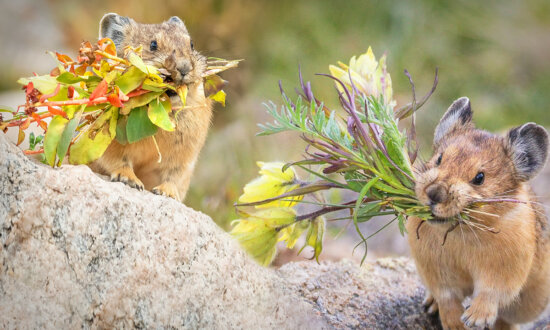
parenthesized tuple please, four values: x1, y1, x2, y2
(0, 133, 324, 329)
(1, 132, 549, 329)
(278, 258, 442, 329)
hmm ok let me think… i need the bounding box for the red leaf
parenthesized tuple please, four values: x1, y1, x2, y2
(67, 86, 75, 99)
(89, 80, 109, 101)
(26, 82, 34, 95)
(47, 106, 67, 118)
(107, 93, 123, 107)
(69, 64, 75, 74)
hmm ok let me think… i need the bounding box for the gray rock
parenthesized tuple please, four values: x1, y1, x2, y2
(278, 258, 442, 329)
(0, 133, 324, 329)
(0, 132, 549, 329)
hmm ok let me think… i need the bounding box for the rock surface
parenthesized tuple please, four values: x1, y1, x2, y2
(0, 133, 323, 329)
(0, 132, 549, 329)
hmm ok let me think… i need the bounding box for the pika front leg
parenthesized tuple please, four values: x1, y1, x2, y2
(111, 165, 144, 191)
(437, 294, 466, 330)
(461, 290, 499, 329)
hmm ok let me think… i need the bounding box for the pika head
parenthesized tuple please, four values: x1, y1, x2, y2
(99, 13, 206, 86)
(415, 97, 549, 224)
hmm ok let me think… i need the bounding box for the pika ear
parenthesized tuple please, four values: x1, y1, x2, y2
(507, 123, 549, 181)
(99, 13, 133, 49)
(433, 97, 473, 146)
(166, 16, 188, 32)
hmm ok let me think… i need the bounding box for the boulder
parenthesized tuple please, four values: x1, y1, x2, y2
(0, 132, 548, 329)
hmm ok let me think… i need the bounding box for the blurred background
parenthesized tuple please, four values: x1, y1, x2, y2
(1, 0, 549, 264)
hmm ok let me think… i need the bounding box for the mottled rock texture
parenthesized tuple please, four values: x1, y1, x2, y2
(1, 132, 548, 329)
(0, 133, 323, 329)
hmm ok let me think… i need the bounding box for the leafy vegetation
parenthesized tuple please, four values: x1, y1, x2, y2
(0, 38, 238, 166)
(231, 48, 439, 265)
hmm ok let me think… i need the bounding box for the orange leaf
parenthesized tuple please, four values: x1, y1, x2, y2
(39, 121, 48, 131)
(20, 117, 31, 130)
(107, 93, 123, 107)
(17, 129, 25, 146)
(56, 52, 73, 64)
(31, 112, 42, 126)
(89, 79, 109, 101)
(75, 64, 87, 76)
(47, 106, 67, 118)
(50, 67, 61, 76)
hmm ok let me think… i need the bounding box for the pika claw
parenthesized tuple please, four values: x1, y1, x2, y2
(152, 182, 180, 201)
(110, 168, 144, 191)
(461, 304, 497, 329)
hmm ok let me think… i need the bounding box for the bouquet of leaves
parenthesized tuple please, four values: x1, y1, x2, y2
(231, 47, 438, 265)
(0, 38, 239, 166)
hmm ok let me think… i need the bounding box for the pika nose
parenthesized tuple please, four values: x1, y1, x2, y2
(426, 184, 447, 205)
(178, 67, 189, 78)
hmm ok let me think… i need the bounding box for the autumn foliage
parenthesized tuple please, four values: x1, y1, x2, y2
(0, 38, 238, 166)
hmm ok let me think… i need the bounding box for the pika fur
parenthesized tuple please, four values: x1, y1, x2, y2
(407, 97, 550, 330)
(89, 13, 213, 201)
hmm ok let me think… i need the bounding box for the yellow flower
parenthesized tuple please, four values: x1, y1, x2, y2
(231, 208, 297, 266)
(328, 47, 395, 108)
(238, 161, 303, 208)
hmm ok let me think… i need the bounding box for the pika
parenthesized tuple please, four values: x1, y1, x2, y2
(407, 97, 549, 329)
(89, 13, 212, 202)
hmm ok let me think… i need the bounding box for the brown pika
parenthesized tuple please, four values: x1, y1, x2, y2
(407, 97, 550, 329)
(89, 13, 213, 202)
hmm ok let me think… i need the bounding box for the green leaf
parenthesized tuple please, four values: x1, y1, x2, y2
(303, 217, 325, 263)
(128, 52, 148, 73)
(69, 126, 114, 164)
(57, 72, 87, 84)
(56, 107, 84, 164)
(126, 106, 158, 143)
(18, 76, 59, 94)
(0, 105, 15, 112)
(115, 66, 147, 94)
(120, 91, 162, 115)
(115, 116, 128, 144)
(44, 115, 69, 166)
(148, 97, 175, 131)
(397, 214, 407, 235)
(110, 107, 119, 137)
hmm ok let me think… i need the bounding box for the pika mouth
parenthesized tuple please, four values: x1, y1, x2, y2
(427, 217, 454, 225)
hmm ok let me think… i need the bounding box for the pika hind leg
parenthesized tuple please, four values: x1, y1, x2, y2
(423, 291, 439, 315)
(90, 145, 144, 191)
(493, 318, 519, 330)
(150, 161, 195, 202)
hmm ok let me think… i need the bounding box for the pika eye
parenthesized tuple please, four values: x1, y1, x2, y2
(435, 153, 442, 166)
(150, 40, 158, 51)
(472, 172, 484, 185)
(190, 40, 194, 50)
